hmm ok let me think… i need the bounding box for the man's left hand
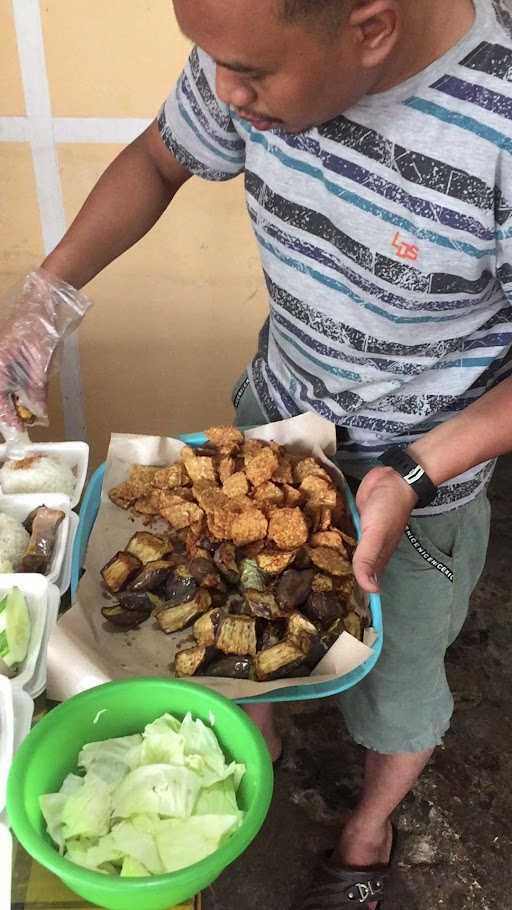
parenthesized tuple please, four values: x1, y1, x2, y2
(352, 466, 418, 593)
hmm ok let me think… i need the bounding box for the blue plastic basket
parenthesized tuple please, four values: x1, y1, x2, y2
(71, 432, 383, 704)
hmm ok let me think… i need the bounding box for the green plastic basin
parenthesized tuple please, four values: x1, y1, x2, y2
(7, 678, 274, 910)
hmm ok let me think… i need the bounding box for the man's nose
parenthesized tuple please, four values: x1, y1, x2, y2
(216, 67, 257, 109)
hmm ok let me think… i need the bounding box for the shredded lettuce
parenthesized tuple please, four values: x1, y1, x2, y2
(40, 712, 246, 876)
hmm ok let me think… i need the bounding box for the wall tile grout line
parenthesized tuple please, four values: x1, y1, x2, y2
(0, 117, 30, 142)
(0, 118, 150, 145)
(10, 0, 88, 443)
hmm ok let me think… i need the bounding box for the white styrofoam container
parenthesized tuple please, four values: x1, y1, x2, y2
(55, 511, 78, 596)
(12, 686, 34, 752)
(0, 676, 13, 815)
(0, 575, 49, 693)
(0, 493, 70, 584)
(0, 687, 33, 910)
(0, 822, 12, 910)
(0, 441, 89, 510)
(27, 583, 60, 699)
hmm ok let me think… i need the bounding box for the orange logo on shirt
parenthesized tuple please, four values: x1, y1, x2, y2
(391, 231, 419, 261)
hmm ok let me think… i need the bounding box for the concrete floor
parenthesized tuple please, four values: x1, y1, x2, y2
(204, 454, 512, 910)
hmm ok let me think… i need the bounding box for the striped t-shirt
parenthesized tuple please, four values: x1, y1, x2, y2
(159, 0, 512, 514)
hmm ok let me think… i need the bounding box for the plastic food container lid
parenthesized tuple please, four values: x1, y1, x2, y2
(0, 493, 70, 584)
(0, 441, 89, 510)
(0, 575, 49, 694)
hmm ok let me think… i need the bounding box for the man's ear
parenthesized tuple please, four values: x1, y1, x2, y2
(349, 0, 401, 69)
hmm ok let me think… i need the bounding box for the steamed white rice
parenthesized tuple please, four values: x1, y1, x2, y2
(0, 454, 75, 498)
(0, 513, 29, 572)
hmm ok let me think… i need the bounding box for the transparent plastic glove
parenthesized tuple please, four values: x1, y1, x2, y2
(0, 269, 92, 449)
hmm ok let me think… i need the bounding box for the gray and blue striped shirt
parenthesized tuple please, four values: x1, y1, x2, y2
(159, 0, 512, 513)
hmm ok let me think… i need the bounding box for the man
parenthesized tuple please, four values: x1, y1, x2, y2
(4, 0, 512, 905)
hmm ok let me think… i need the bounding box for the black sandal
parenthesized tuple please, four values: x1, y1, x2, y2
(295, 827, 397, 909)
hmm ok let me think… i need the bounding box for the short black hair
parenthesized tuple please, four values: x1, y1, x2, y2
(281, 0, 347, 28)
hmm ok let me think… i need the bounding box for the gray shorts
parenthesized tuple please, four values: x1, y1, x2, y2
(232, 373, 491, 754)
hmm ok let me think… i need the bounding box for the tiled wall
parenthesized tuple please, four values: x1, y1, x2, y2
(0, 1, 267, 464)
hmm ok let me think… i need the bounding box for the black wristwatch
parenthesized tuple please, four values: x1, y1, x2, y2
(378, 446, 437, 508)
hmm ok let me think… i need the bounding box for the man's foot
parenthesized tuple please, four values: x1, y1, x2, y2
(336, 816, 394, 909)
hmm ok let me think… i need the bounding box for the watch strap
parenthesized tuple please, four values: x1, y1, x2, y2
(378, 447, 437, 508)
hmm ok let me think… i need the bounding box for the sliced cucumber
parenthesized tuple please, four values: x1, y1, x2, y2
(4, 587, 31, 666)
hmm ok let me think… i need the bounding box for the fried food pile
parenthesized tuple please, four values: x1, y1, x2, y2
(102, 427, 364, 681)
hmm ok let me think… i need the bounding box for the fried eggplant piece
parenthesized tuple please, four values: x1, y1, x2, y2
(198, 536, 219, 555)
(154, 589, 212, 634)
(182, 452, 218, 485)
(189, 557, 224, 590)
(193, 608, 224, 647)
(126, 532, 170, 565)
(161, 500, 204, 530)
(101, 604, 151, 629)
(343, 611, 364, 641)
(257, 621, 285, 652)
(256, 550, 296, 575)
(304, 591, 345, 629)
(206, 655, 251, 679)
(133, 490, 162, 515)
(101, 551, 142, 593)
(239, 558, 265, 592)
(206, 426, 244, 453)
(276, 569, 315, 610)
(223, 471, 249, 499)
(238, 540, 266, 559)
(293, 457, 331, 485)
(268, 508, 308, 551)
(308, 547, 353, 577)
(153, 464, 189, 490)
(128, 559, 176, 592)
(108, 481, 138, 510)
(231, 508, 268, 547)
(287, 612, 320, 647)
(244, 590, 289, 621)
(213, 542, 239, 585)
(216, 615, 257, 656)
(218, 456, 236, 483)
(164, 565, 198, 605)
(19, 506, 65, 574)
(311, 573, 334, 593)
(309, 530, 347, 555)
(175, 644, 215, 677)
(225, 593, 248, 615)
(117, 591, 154, 611)
(244, 447, 279, 487)
(300, 475, 337, 508)
(287, 613, 329, 670)
(22, 506, 41, 534)
(253, 481, 285, 507)
(254, 640, 308, 681)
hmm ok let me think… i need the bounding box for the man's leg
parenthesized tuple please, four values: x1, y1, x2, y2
(338, 747, 433, 863)
(244, 703, 282, 762)
(334, 491, 490, 909)
(334, 749, 433, 909)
